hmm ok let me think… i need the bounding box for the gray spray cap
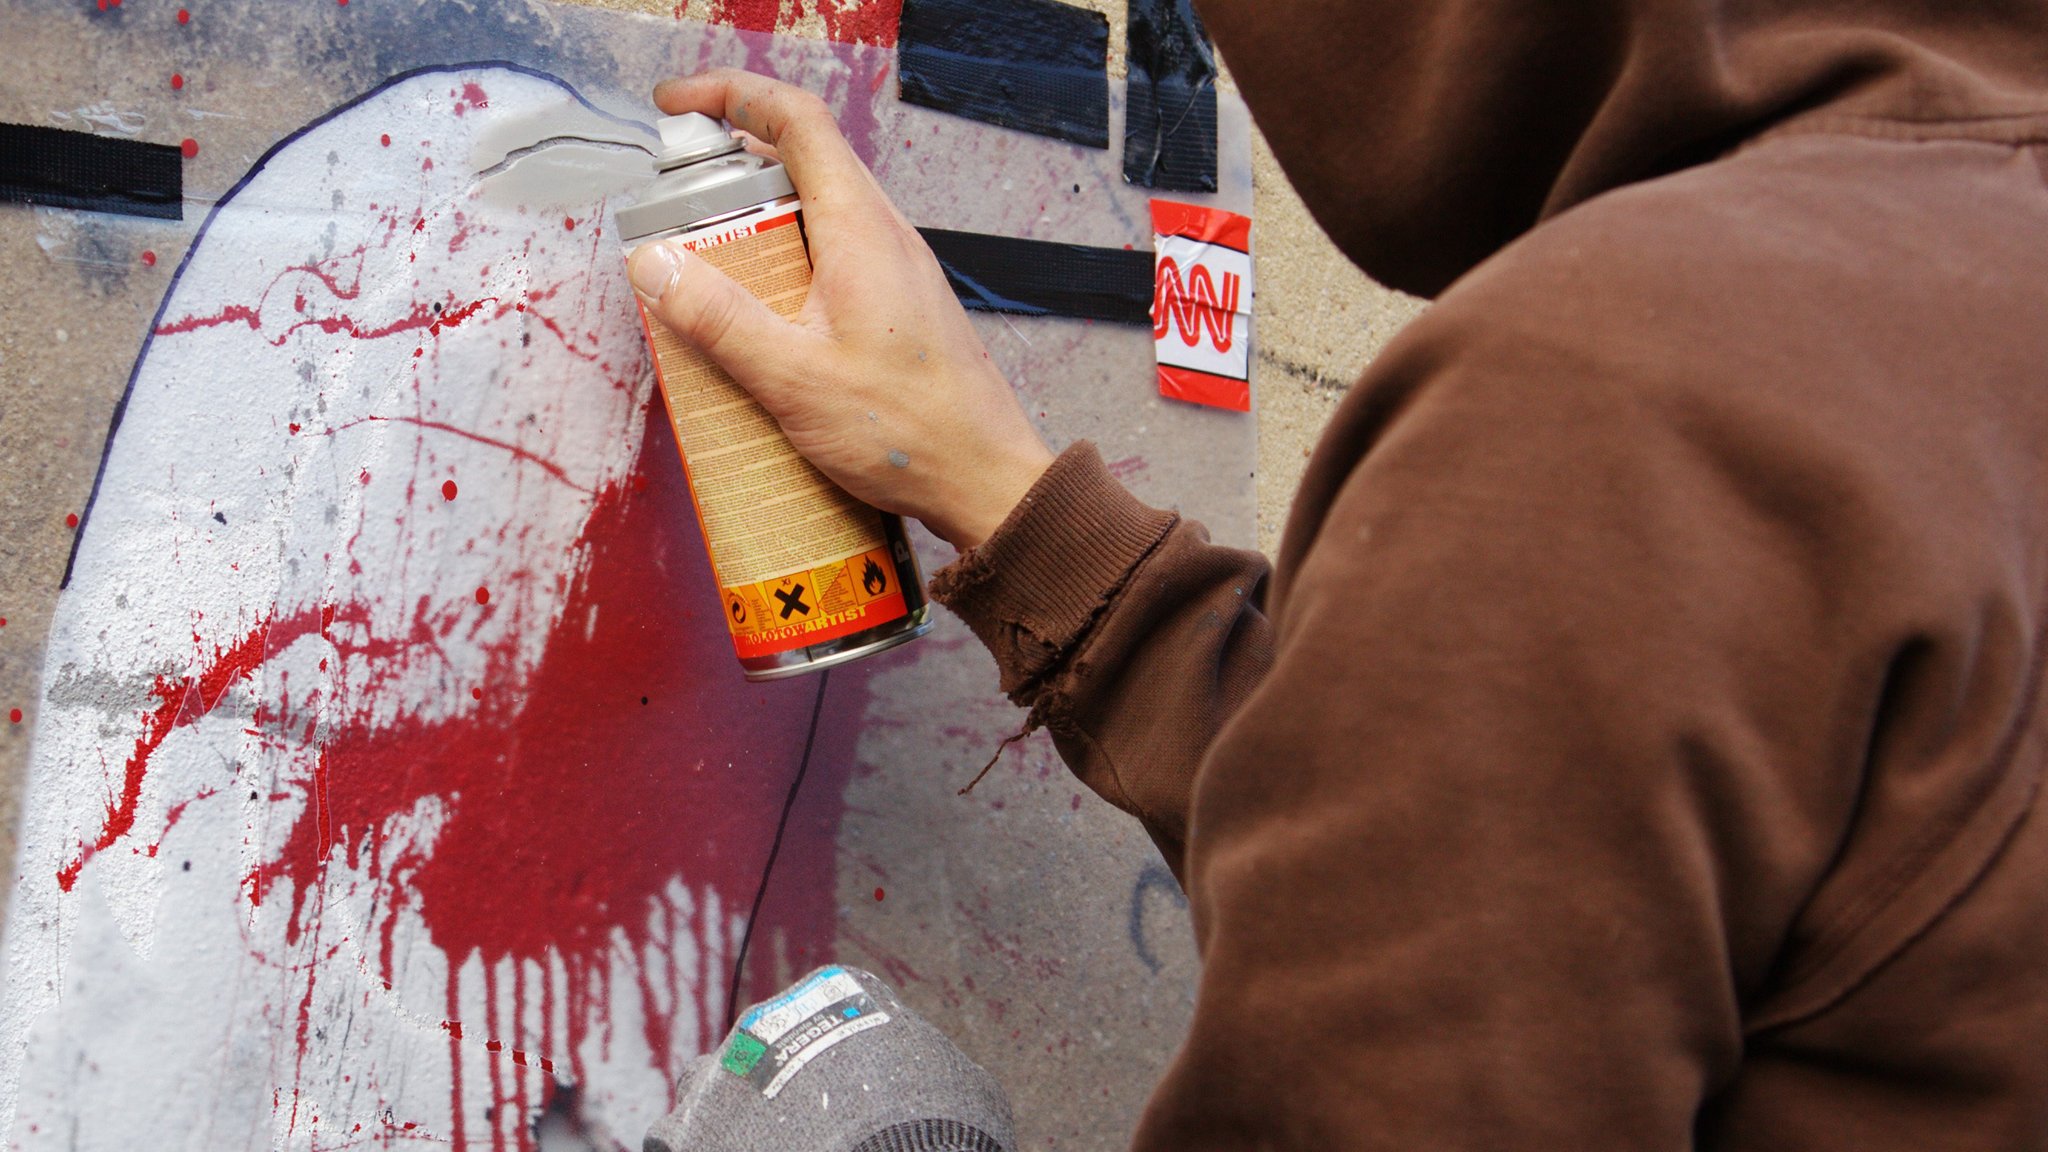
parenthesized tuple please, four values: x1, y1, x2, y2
(615, 116, 797, 243)
(655, 113, 745, 171)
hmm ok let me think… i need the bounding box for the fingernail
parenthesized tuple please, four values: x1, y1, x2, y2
(629, 242, 683, 300)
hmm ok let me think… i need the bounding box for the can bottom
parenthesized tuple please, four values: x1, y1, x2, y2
(739, 606, 933, 681)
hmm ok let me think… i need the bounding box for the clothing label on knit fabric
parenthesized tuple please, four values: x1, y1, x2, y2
(1151, 199, 1254, 412)
(726, 967, 892, 1098)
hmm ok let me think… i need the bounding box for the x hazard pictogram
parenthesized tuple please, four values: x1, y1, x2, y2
(774, 583, 812, 619)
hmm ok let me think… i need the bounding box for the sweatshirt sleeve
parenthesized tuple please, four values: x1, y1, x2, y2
(929, 441, 1274, 875)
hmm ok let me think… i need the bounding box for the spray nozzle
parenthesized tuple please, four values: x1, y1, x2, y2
(654, 113, 744, 171)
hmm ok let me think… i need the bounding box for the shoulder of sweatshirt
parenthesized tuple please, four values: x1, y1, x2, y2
(1264, 130, 2048, 1023)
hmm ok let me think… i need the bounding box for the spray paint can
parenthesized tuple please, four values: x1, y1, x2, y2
(617, 114, 930, 680)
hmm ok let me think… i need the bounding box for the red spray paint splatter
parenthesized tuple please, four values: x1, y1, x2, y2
(380, 133, 391, 147)
(473, 586, 490, 606)
(141, 250, 157, 267)
(56, 624, 281, 890)
(58, 413, 869, 1144)
(442, 479, 458, 501)
(873, 887, 885, 902)
(176, 7, 189, 22)
(707, 0, 901, 46)
(9, 710, 20, 725)
(180, 138, 199, 159)
(170, 73, 184, 91)
(64, 513, 79, 529)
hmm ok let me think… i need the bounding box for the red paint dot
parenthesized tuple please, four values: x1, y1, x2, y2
(337, 0, 348, 6)
(475, 587, 490, 606)
(8, 710, 21, 725)
(64, 513, 79, 529)
(873, 887, 885, 901)
(563, 216, 576, 231)
(177, 7, 189, 22)
(288, 423, 301, 435)
(380, 133, 391, 147)
(0, 618, 8, 627)
(358, 470, 371, 485)
(471, 687, 483, 701)
(442, 480, 458, 501)
(140, 250, 156, 266)
(170, 73, 184, 91)
(180, 138, 198, 159)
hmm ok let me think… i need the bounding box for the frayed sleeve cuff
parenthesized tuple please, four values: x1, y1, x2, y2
(928, 441, 1179, 700)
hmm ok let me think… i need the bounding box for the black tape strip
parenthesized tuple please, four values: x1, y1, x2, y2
(897, 0, 1111, 149)
(1123, 0, 1218, 191)
(0, 124, 183, 220)
(917, 227, 1152, 325)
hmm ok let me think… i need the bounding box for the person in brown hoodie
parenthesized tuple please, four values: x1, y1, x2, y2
(625, 1, 2048, 1146)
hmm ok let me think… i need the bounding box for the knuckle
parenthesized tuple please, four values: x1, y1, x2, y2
(686, 284, 744, 353)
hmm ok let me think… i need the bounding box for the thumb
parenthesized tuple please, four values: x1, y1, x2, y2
(627, 238, 805, 388)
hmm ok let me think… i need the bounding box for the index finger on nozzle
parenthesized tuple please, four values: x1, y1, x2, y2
(653, 69, 873, 203)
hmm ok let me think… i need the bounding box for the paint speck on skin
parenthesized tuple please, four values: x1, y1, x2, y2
(141, 250, 156, 267)
(180, 138, 199, 159)
(170, 73, 184, 91)
(442, 480, 458, 501)
(64, 513, 79, 529)
(475, 586, 490, 606)
(873, 887, 885, 902)
(886, 450, 910, 469)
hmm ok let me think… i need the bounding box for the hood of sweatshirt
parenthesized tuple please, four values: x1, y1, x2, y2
(1193, 0, 2048, 296)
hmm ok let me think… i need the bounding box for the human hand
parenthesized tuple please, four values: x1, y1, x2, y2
(629, 69, 1054, 552)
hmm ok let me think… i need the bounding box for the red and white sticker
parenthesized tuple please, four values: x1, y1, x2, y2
(1151, 200, 1253, 412)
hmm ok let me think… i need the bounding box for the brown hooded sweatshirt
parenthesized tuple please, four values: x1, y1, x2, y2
(929, 1, 2048, 1149)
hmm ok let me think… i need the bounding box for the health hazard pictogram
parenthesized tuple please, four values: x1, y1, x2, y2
(1151, 200, 1254, 412)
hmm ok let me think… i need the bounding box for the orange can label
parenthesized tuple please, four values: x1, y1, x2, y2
(721, 545, 909, 660)
(632, 199, 912, 660)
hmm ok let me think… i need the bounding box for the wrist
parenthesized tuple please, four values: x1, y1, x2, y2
(933, 443, 1054, 552)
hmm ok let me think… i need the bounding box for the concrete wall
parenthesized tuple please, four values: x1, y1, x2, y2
(0, 1, 1422, 1148)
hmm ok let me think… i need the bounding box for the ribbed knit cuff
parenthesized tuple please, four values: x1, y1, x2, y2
(930, 440, 1179, 700)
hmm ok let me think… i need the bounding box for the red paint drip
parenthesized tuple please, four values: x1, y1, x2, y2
(180, 137, 199, 160)
(56, 624, 280, 891)
(442, 479, 458, 501)
(328, 415, 588, 494)
(210, 414, 868, 1141)
(170, 73, 184, 91)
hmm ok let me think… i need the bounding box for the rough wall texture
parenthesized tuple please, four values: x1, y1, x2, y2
(0, 1, 1418, 1148)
